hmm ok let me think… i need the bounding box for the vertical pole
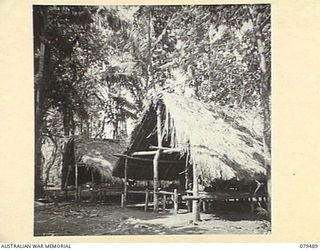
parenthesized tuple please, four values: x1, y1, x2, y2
(267, 171, 271, 214)
(75, 165, 78, 201)
(144, 189, 149, 211)
(185, 143, 190, 190)
(121, 193, 125, 208)
(74, 147, 78, 201)
(153, 104, 162, 211)
(202, 200, 206, 213)
(250, 197, 255, 213)
(153, 150, 160, 211)
(192, 164, 200, 222)
(173, 188, 178, 214)
(123, 158, 128, 208)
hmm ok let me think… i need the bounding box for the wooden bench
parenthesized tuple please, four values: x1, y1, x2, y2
(182, 191, 268, 213)
(121, 189, 181, 213)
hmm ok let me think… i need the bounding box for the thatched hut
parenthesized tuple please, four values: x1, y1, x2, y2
(62, 136, 124, 189)
(113, 93, 270, 219)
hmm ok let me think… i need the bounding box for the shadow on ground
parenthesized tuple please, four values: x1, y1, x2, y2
(34, 202, 270, 236)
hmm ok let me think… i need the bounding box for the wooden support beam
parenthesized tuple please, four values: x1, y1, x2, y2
(132, 150, 158, 156)
(149, 145, 183, 152)
(113, 154, 181, 164)
(157, 190, 174, 195)
(192, 164, 200, 222)
(153, 104, 162, 212)
(132, 149, 181, 156)
(153, 149, 161, 211)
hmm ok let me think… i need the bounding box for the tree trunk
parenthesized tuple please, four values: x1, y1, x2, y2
(70, 110, 75, 136)
(62, 105, 70, 136)
(256, 23, 271, 214)
(44, 135, 58, 189)
(34, 37, 46, 199)
(247, 6, 271, 214)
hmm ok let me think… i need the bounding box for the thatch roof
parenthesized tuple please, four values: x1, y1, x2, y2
(64, 136, 124, 183)
(113, 93, 269, 184)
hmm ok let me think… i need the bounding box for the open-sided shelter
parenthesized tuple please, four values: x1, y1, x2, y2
(113, 92, 270, 219)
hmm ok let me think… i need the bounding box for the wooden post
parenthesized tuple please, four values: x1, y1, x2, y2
(75, 164, 78, 201)
(173, 189, 178, 214)
(73, 144, 79, 201)
(162, 194, 166, 211)
(123, 158, 128, 208)
(185, 143, 190, 190)
(153, 150, 160, 211)
(192, 165, 200, 222)
(202, 200, 206, 213)
(121, 193, 125, 208)
(187, 200, 192, 212)
(153, 104, 162, 212)
(144, 189, 149, 211)
(250, 197, 254, 213)
(90, 188, 94, 203)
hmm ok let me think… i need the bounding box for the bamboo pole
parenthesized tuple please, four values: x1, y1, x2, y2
(192, 164, 200, 222)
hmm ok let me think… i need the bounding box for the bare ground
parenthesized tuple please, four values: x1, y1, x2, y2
(34, 202, 271, 236)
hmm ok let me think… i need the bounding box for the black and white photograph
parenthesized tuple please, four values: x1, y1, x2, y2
(33, 4, 271, 236)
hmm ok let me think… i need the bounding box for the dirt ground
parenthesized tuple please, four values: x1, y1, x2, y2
(34, 201, 271, 236)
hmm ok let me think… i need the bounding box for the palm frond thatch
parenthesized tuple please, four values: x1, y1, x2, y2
(113, 93, 269, 184)
(65, 137, 124, 184)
